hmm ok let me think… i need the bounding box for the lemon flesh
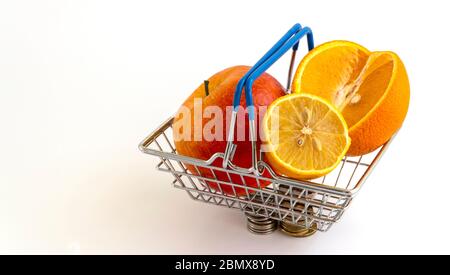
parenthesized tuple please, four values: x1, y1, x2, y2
(263, 94, 351, 180)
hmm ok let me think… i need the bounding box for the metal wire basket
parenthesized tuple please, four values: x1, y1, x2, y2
(139, 23, 393, 237)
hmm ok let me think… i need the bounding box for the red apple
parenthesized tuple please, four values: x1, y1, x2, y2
(173, 66, 285, 196)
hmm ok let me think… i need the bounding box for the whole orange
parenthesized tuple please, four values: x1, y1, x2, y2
(173, 66, 285, 196)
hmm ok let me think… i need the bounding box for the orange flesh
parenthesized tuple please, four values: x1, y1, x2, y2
(294, 44, 395, 129)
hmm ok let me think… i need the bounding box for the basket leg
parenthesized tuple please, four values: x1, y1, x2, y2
(245, 213, 278, 235)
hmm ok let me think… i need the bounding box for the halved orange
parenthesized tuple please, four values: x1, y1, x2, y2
(292, 41, 410, 156)
(263, 94, 350, 180)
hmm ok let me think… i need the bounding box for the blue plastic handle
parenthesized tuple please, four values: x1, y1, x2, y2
(245, 27, 314, 119)
(232, 23, 302, 111)
(231, 24, 314, 120)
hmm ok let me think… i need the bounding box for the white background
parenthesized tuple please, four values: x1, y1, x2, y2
(1, 0, 449, 255)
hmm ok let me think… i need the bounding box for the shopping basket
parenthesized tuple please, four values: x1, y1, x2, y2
(139, 23, 393, 237)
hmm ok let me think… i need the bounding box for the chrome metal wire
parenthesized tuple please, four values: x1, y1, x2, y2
(139, 117, 391, 232)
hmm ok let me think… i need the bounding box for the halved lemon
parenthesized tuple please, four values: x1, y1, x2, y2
(263, 94, 351, 180)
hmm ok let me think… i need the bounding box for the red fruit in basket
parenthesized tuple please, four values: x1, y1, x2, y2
(173, 66, 285, 196)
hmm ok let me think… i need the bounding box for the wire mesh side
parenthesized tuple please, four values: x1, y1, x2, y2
(140, 118, 387, 232)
